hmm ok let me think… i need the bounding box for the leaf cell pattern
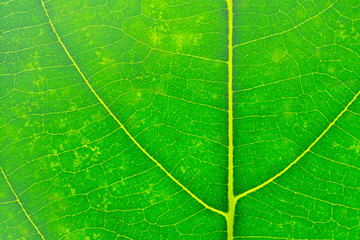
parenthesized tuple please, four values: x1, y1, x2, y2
(1, 0, 360, 239)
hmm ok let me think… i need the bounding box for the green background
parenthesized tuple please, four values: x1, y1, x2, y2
(1, 0, 360, 239)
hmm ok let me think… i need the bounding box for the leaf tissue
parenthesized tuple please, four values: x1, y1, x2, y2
(1, 0, 360, 239)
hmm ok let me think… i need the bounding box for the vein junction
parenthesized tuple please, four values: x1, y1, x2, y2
(234, 79, 360, 202)
(39, 0, 226, 219)
(35, 1, 360, 240)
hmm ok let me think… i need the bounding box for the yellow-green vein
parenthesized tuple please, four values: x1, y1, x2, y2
(235, 88, 360, 202)
(0, 167, 45, 240)
(39, 0, 226, 218)
(226, 0, 235, 240)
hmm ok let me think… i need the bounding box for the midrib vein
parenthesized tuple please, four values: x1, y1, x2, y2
(0, 167, 45, 240)
(226, 0, 235, 240)
(39, 0, 226, 218)
(235, 85, 360, 202)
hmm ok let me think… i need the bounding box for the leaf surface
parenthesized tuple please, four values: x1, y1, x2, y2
(1, 0, 360, 239)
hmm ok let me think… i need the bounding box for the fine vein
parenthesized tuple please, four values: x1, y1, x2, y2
(235, 88, 360, 202)
(39, 0, 226, 218)
(233, 1, 336, 48)
(0, 167, 45, 240)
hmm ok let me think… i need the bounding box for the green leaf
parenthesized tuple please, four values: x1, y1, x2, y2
(1, 0, 360, 239)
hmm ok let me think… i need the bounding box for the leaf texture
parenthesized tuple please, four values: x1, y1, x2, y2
(1, 0, 360, 239)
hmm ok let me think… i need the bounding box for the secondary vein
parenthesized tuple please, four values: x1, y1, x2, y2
(235, 87, 360, 202)
(0, 167, 45, 240)
(39, 0, 226, 218)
